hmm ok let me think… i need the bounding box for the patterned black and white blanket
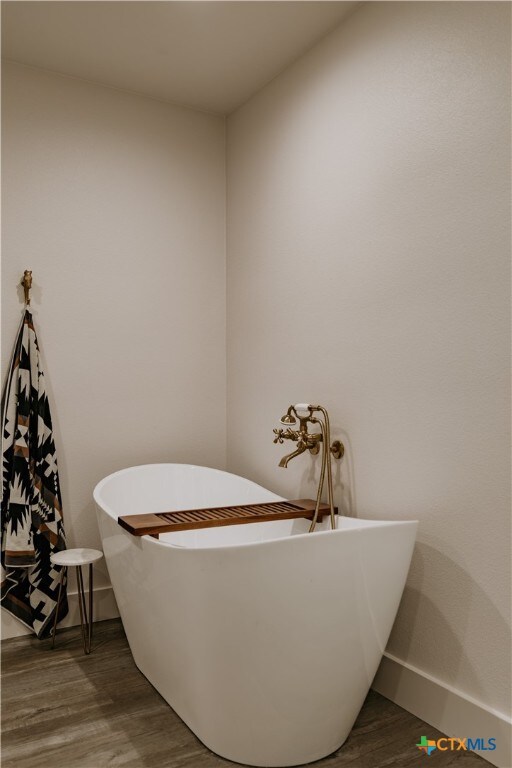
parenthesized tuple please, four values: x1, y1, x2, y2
(1, 309, 68, 637)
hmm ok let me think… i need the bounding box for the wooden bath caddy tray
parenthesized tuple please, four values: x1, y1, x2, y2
(118, 499, 336, 537)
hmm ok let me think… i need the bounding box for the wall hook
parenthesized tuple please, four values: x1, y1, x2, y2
(21, 270, 33, 306)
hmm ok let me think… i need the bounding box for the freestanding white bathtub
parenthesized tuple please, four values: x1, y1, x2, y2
(94, 464, 417, 767)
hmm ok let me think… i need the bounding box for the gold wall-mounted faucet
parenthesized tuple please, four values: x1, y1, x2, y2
(273, 404, 344, 532)
(273, 413, 321, 467)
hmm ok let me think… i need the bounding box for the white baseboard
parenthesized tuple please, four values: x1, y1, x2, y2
(372, 652, 512, 768)
(1, 585, 119, 640)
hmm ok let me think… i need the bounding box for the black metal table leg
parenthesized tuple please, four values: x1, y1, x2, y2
(77, 565, 91, 654)
(51, 566, 66, 649)
(88, 562, 93, 651)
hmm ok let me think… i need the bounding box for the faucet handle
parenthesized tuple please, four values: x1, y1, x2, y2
(274, 427, 299, 443)
(273, 428, 285, 444)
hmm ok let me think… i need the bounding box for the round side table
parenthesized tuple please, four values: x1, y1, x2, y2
(50, 548, 103, 655)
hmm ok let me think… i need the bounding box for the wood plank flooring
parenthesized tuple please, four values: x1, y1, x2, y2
(2, 619, 487, 768)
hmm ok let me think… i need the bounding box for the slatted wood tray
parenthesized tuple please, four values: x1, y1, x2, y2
(118, 499, 336, 537)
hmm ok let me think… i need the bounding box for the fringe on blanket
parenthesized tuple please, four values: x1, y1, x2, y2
(1, 309, 68, 638)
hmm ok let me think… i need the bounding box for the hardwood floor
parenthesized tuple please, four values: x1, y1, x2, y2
(2, 619, 487, 768)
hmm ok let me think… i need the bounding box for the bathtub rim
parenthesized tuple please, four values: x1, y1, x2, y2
(144, 517, 419, 554)
(94, 462, 419, 552)
(93, 462, 285, 514)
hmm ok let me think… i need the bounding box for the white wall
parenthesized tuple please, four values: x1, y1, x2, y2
(1, 4, 510, 761)
(227, 0, 510, 738)
(1, 62, 226, 635)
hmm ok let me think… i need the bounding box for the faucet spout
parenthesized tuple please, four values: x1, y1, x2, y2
(279, 442, 307, 468)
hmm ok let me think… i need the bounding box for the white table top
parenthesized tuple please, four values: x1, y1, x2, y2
(50, 548, 103, 567)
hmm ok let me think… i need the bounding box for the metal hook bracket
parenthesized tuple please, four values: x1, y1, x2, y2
(21, 270, 33, 306)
